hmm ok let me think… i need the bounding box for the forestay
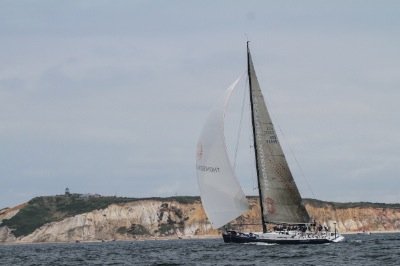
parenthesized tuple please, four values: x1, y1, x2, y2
(196, 76, 249, 229)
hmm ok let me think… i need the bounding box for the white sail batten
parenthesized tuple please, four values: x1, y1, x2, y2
(196, 76, 249, 229)
(248, 51, 310, 224)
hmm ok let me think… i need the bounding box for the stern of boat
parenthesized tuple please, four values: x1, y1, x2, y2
(331, 234, 345, 243)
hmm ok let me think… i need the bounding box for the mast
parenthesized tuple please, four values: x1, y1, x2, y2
(247, 42, 267, 233)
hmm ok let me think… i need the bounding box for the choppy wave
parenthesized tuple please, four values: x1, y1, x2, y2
(244, 242, 278, 246)
(0, 233, 399, 265)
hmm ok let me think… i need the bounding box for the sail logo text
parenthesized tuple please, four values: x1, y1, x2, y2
(197, 165, 220, 173)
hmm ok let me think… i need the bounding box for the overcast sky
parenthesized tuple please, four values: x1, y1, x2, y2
(1, 1, 399, 209)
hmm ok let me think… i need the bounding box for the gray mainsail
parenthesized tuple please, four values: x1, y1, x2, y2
(247, 44, 310, 227)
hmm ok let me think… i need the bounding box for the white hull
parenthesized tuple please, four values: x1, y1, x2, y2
(223, 230, 345, 244)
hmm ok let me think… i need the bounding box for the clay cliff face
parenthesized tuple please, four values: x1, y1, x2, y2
(0, 203, 26, 222)
(0, 199, 216, 243)
(1, 198, 400, 243)
(305, 203, 400, 232)
(0, 204, 26, 242)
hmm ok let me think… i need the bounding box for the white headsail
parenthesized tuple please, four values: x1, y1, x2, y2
(196, 76, 249, 229)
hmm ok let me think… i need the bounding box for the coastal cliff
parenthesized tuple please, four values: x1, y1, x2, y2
(1, 196, 399, 243)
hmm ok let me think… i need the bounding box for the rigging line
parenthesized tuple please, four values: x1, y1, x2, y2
(245, 77, 258, 192)
(233, 76, 248, 170)
(261, 88, 317, 199)
(275, 124, 316, 199)
(240, 74, 258, 192)
(250, 127, 258, 191)
(249, 123, 257, 191)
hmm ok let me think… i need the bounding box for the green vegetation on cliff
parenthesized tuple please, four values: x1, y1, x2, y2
(117, 224, 150, 236)
(0, 194, 200, 237)
(2, 195, 136, 237)
(303, 198, 400, 209)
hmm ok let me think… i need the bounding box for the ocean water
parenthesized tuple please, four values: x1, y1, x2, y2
(1, 233, 399, 265)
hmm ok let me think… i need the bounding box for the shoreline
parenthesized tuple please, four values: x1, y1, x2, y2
(342, 230, 400, 235)
(2, 231, 400, 245)
(0, 234, 221, 246)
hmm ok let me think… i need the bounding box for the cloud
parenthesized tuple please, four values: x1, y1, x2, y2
(1, 1, 400, 208)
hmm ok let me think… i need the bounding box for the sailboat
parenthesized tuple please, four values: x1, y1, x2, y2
(196, 43, 344, 244)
